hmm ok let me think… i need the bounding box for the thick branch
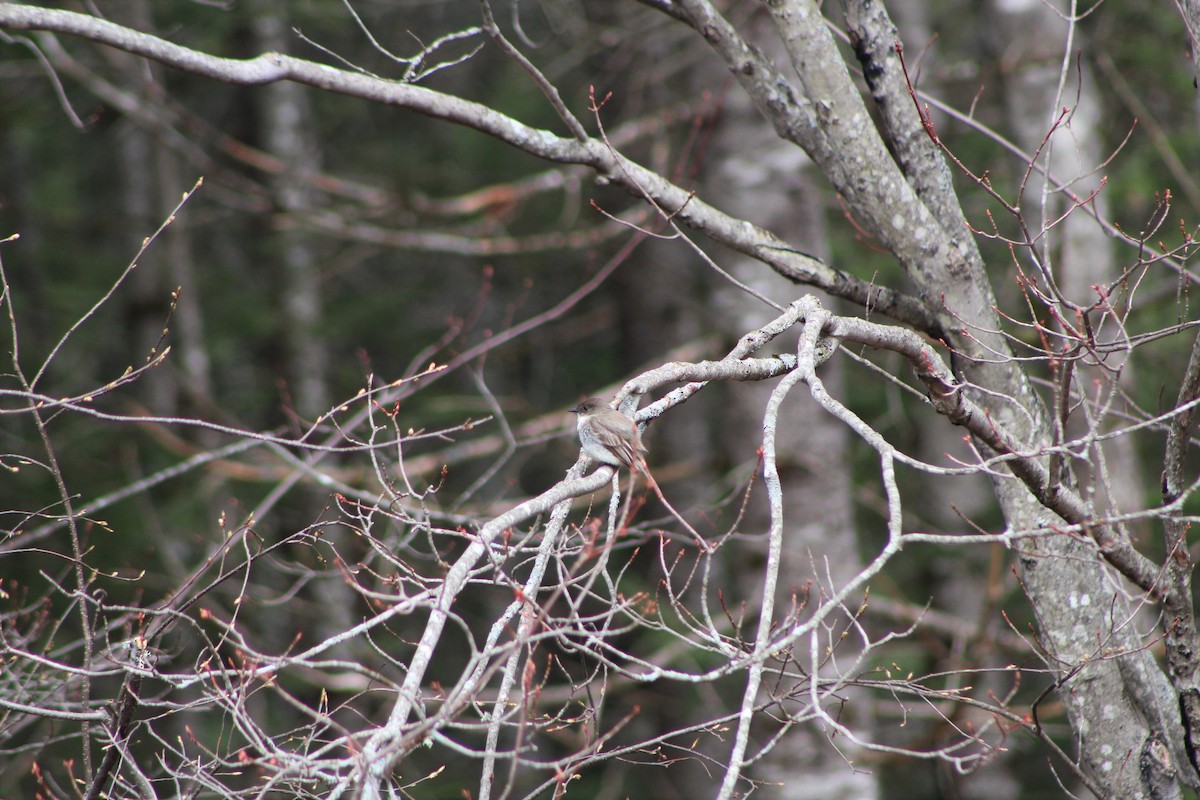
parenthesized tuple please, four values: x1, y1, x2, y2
(825, 311, 1165, 596)
(1162, 320, 1200, 777)
(0, 4, 936, 331)
(844, 0, 972, 241)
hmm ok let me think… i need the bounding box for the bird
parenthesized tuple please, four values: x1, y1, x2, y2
(569, 397, 646, 471)
(568, 396, 710, 552)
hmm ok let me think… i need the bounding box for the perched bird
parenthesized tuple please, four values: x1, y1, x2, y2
(569, 396, 708, 551)
(570, 397, 646, 471)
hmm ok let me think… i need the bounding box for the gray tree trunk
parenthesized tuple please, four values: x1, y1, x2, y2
(253, 0, 329, 419)
(702, 36, 878, 800)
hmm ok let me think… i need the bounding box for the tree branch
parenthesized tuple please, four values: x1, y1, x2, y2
(0, 4, 937, 332)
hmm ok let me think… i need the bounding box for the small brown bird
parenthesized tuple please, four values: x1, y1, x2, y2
(569, 396, 709, 552)
(570, 397, 646, 470)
